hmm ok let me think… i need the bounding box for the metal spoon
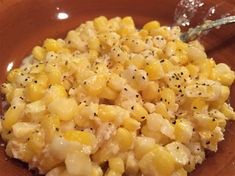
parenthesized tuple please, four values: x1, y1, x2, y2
(180, 15, 235, 42)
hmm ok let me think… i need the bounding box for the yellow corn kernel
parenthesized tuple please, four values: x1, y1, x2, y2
(210, 63, 235, 86)
(65, 151, 92, 176)
(12, 122, 38, 139)
(32, 46, 46, 61)
(87, 50, 98, 65)
(150, 26, 170, 38)
(123, 118, 140, 131)
(10, 88, 24, 102)
(161, 59, 175, 73)
(1, 83, 13, 95)
(115, 127, 133, 151)
(134, 136, 155, 160)
(105, 170, 122, 176)
(48, 98, 78, 121)
(2, 103, 25, 130)
(139, 29, 149, 38)
(186, 64, 199, 78)
(160, 88, 176, 108)
(142, 81, 159, 101)
(46, 166, 65, 176)
(212, 85, 230, 109)
(118, 17, 135, 36)
(109, 157, 124, 174)
(175, 119, 193, 144)
(220, 103, 235, 120)
(25, 82, 45, 102)
(199, 59, 215, 78)
(155, 102, 172, 119)
(43, 39, 62, 52)
(98, 104, 118, 122)
(194, 114, 218, 131)
(130, 103, 148, 122)
(91, 166, 103, 176)
(41, 114, 60, 142)
(152, 146, 176, 175)
(121, 16, 135, 27)
(187, 46, 207, 64)
(107, 74, 126, 91)
(144, 60, 164, 80)
(88, 38, 100, 51)
(128, 54, 145, 69)
(46, 65, 62, 84)
(63, 130, 96, 146)
(139, 145, 175, 176)
(191, 98, 208, 112)
(94, 16, 109, 32)
(100, 86, 118, 100)
(143, 21, 160, 31)
(7, 68, 20, 83)
(83, 74, 107, 96)
(27, 130, 45, 154)
(43, 84, 67, 104)
(35, 72, 49, 88)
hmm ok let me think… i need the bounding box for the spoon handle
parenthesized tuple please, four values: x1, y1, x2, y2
(180, 15, 235, 42)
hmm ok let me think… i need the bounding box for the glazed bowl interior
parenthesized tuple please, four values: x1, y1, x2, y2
(0, 0, 235, 175)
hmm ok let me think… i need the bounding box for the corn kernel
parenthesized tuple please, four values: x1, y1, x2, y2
(220, 103, 235, 120)
(109, 157, 124, 174)
(144, 60, 164, 80)
(191, 98, 208, 112)
(134, 136, 155, 160)
(43, 39, 62, 52)
(130, 103, 148, 122)
(105, 170, 122, 176)
(25, 82, 45, 102)
(115, 127, 133, 151)
(83, 74, 107, 96)
(194, 114, 218, 131)
(7, 69, 20, 83)
(64, 130, 96, 146)
(12, 122, 38, 139)
(27, 130, 45, 154)
(36, 72, 49, 88)
(94, 16, 109, 32)
(142, 81, 159, 101)
(32, 46, 46, 61)
(143, 21, 160, 31)
(46, 65, 62, 85)
(41, 114, 60, 142)
(121, 16, 135, 27)
(123, 118, 140, 131)
(175, 119, 193, 144)
(3, 103, 25, 130)
(128, 54, 145, 69)
(65, 151, 92, 176)
(186, 64, 199, 78)
(152, 146, 176, 175)
(43, 84, 67, 104)
(139, 145, 175, 176)
(48, 98, 78, 121)
(100, 86, 118, 100)
(88, 38, 100, 51)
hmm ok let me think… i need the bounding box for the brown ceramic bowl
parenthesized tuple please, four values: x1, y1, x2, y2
(0, 0, 235, 175)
